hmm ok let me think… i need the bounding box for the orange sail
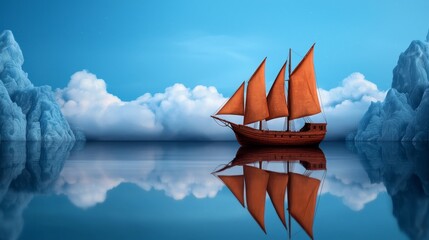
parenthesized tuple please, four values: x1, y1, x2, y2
(267, 62, 289, 120)
(266, 171, 289, 228)
(243, 59, 270, 125)
(289, 44, 321, 120)
(218, 175, 245, 207)
(216, 81, 245, 115)
(244, 165, 269, 233)
(288, 172, 320, 240)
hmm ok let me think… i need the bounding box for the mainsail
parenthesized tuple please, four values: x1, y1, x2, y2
(289, 44, 321, 120)
(266, 62, 289, 120)
(288, 172, 320, 240)
(243, 58, 269, 125)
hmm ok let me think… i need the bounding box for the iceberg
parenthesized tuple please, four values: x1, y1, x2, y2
(349, 31, 429, 141)
(0, 30, 83, 141)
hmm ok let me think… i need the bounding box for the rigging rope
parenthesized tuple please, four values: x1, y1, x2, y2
(314, 171, 327, 222)
(314, 69, 327, 123)
(212, 164, 228, 173)
(292, 49, 304, 59)
(213, 118, 229, 128)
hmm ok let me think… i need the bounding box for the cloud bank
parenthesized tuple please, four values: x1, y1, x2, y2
(319, 72, 386, 140)
(56, 71, 230, 140)
(56, 71, 386, 140)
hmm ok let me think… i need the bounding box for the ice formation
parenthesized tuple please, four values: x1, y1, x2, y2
(349, 31, 429, 141)
(0, 30, 82, 141)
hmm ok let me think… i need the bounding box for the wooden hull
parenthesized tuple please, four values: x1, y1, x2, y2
(230, 122, 326, 147)
(211, 116, 326, 147)
(212, 116, 327, 146)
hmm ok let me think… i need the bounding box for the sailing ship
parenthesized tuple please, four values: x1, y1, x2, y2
(213, 146, 326, 239)
(211, 44, 327, 146)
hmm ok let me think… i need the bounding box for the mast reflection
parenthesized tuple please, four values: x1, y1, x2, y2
(213, 146, 327, 239)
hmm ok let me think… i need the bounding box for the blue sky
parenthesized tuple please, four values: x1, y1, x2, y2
(1, 0, 428, 100)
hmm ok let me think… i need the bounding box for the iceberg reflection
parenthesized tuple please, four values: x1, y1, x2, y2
(321, 142, 386, 211)
(350, 142, 429, 240)
(0, 141, 76, 240)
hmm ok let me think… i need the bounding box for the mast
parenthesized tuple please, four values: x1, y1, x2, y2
(287, 48, 292, 132)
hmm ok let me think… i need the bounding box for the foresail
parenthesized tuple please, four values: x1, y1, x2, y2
(289, 45, 321, 120)
(244, 165, 269, 233)
(216, 81, 245, 115)
(267, 62, 289, 120)
(243, 59, 270, 125)
(288, 172, 320, 239)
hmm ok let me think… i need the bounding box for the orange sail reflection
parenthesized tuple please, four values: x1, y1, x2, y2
(218, 175, 245, 207)
(214, 146, 326, 239)
(266, 170, 289, 228)
(288, 172, 320, 239)
(244, 165, 269, 233)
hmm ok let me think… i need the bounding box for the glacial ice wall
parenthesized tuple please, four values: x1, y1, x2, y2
(0, 30, 80, 141)
(349, 32, 429, 141)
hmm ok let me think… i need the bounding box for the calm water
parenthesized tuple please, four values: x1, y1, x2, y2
(0, 141, 428, 240)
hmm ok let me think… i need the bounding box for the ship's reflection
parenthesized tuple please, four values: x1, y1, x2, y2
(213, 146, 327, 239)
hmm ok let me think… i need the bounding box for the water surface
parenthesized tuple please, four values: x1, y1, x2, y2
(0, 141, 427, 240)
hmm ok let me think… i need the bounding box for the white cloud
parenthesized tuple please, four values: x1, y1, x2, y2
(56, 71, 386, 140)
(320, 72, 387, 140)
(56, 70, 231, 140)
